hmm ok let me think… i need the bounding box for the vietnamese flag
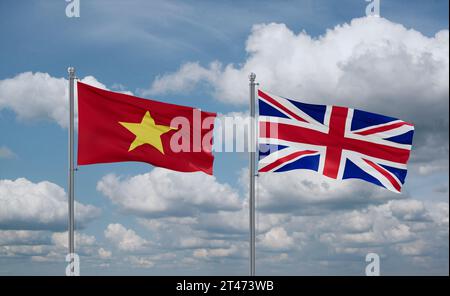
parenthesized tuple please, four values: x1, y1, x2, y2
(77, 82, 216, 175)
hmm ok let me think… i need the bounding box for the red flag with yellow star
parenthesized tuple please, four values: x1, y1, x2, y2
(77, 82, 216, 175)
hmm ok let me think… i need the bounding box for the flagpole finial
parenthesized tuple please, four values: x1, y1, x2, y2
(68, 67, 75, 76)
(249, 72, 256, 82)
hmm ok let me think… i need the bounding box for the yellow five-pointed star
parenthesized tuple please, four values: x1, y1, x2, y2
(119, 111, 175, 154)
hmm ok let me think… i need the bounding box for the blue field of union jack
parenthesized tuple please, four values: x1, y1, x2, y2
(258, 90, 415, 193)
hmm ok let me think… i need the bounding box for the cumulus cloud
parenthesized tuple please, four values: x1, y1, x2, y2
(126, 255, 155, 268)
(193, 246, 238, 259)
(0, 230, 50, 246)
(0, 230, 98, 261)
(389, 200, 431, 222)
(71, 16, 450, 274)
(51, 231, 96, 249)
(427, 202, 449, 227)
(0, 245, 50, 257)
(260, 227, 294, 251)
(195, 206, 286, 236)
(213, 198, 441, 275)
(97, 168, 241, 218)
(134, 197, 447, 273)
(137, 215, 246, 261)
(0, 72, 68, 127)
(146, 61, 222, 96)
(253, 169, 403, 214)
(0, 72, 131, 128)
(0, 178, 100, 230)
(147, 17, 449, 171)
(2, 17, 445, 275)
(95, 168, 248, 266)
(98, 247, 112, 259)
(295, 199, 447, 259)
(104, 223, 149, 252)
(148, 17, 448, 112)
(395, 239, 429, 257)
(94, 164, 447, 273)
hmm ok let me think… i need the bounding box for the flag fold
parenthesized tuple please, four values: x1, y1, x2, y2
(77, 82, 216, 175)
(258, 89, 414, 193)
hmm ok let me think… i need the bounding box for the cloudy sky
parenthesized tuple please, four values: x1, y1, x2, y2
(0, 0, 448, 275)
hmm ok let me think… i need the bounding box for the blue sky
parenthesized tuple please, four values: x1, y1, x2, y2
(0, 0, 448, 275)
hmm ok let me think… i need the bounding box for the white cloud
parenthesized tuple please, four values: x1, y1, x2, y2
(260, 227, 294, 250)
(196, 206, 286, 236)
(427, 202, 449, 227)
(147, 17, 448, 111)
(138, 216, 197, 232)
(389, 200, 431, 222)
(98, 165, 447, 273)
(193, 246, 237, 258)
(322, 220, 411, 247)
(0, 230, 97, 260)
(98, 247, 112, 259)
(104, 223, 148, 252)
(1, 16, 445, 275)
(0, 178, 100, 230)
(0, 245, 49, 257)
(0, 72, 124, 128)
(126, 255, 155, 268)
(147, 17, 449, 171)
(125, 253, 177, 269)
(146, 61, 222, 96)
(0, 72, 68, 127)
(51, 231, 96, 249)
(310, 201, 443, 252)
(254, 169, 402, 214)
(338, 211, 373, 233)
(179, 237, 206, 249)
(97, 168, 241, 218)
(0, 230, 50, 246)
(0, 146, 16, 159)
(395, 240, 429, 256)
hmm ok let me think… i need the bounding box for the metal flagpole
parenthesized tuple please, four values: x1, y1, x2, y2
(249, 73, 256, 276)
(67, 67, 75, 276)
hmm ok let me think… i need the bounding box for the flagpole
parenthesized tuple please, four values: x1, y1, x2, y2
(249, 73, 256, 276)
(67, 67, 75, 276)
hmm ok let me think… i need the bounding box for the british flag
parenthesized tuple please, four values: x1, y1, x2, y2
(258, 90, 415, 193)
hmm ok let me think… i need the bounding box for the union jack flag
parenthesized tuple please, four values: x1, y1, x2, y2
(258, 90, 415, 193)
